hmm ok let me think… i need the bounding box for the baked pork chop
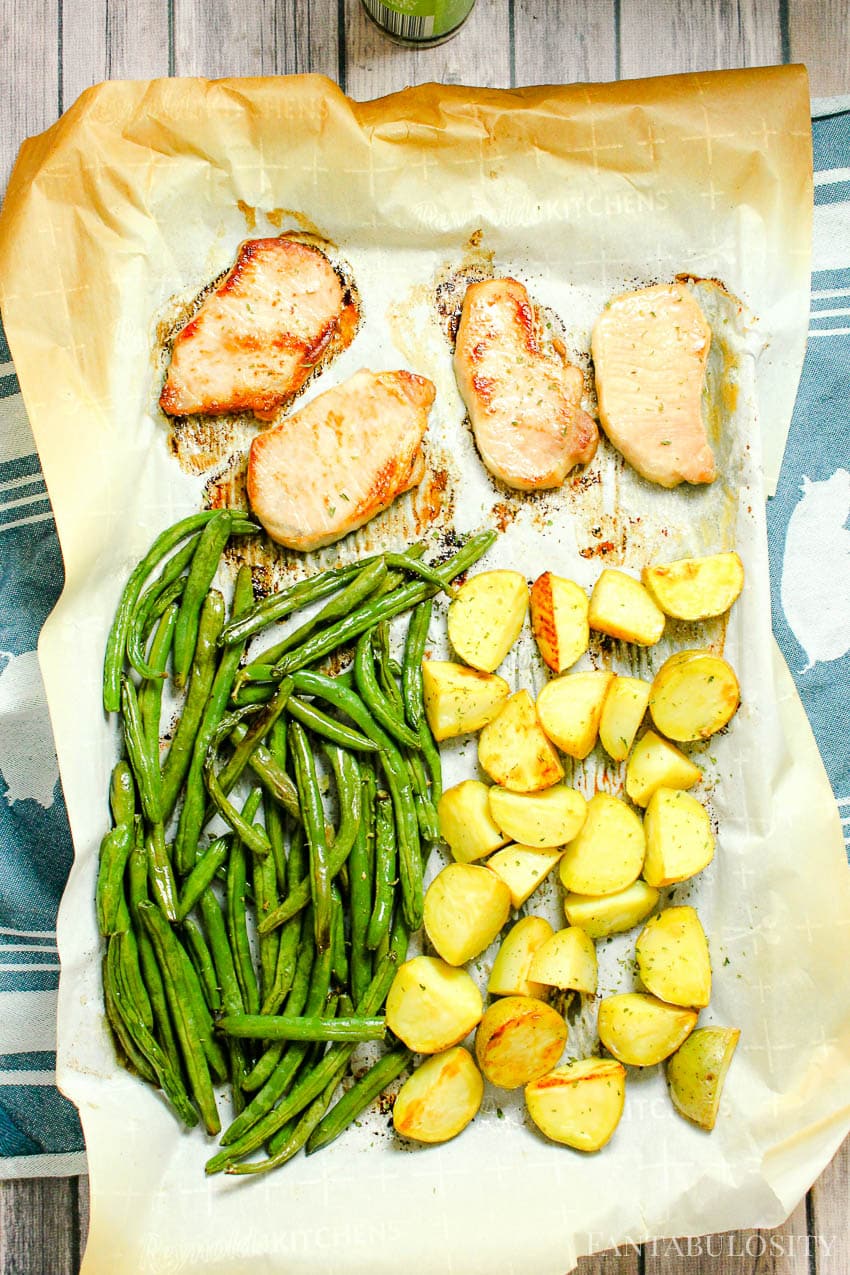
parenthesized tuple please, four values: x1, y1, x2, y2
(247, 369, 434, 551)
(453, 278, 598, 491)
(160, 237, 358, 419)
(591, 283, 715, 488)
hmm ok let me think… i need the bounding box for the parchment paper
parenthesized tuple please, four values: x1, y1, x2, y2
(2, 69, 850, 1275)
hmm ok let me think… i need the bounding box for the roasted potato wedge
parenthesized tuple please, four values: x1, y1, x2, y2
(636, 906, 711, 1008)
(424, 863, 512, 966)
(475, 995, 567, 1089)
(625, 729, 702, 807)
(563, 880, 659, 938)
(438, 780, 510, 863)
(667, 1026, 740, 1130)
(527, 926, 598, 993)
(488, 784, 587, 849)
(393, 1046, 483, 1144)
(386, 956, 483, 1053)
(598, 992, 698, 1066)
(525, 1058, 626, 1151)
(642, 552, 744, 621)
(423, 661, 510, 742)
(559, 792, 645, 896)
(530, 572, 590, 673)
(649, 649, 740, 742)
(478, 690, 565, 792)
(588, 569, 666, 646)
(486, 845, 562, 908)
(536, 670, 615, 759)
(643, 787, 714, 887)
(598, 676, 652, 762)
(488, 915, 553, 998)
(447, 570, 529, 672)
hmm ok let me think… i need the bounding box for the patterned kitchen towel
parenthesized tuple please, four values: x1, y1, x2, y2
(0, 103, 847, 1176)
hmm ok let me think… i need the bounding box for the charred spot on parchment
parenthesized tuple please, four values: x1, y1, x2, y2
(434, 229, 496, 346)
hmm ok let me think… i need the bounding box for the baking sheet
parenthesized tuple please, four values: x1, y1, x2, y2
(2, 68, 850, 1275)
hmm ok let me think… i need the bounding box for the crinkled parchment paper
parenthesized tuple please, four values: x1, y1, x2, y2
(2, 68, 850, 1275)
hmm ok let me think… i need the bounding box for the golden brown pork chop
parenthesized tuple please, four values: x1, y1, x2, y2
(160, 237, 358, 419)
(453, 278, 598, 491)
(247, 369, 434, 551)
(591, 283, 715, 488)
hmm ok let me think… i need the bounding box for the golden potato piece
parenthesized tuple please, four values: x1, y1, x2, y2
(478, 690, 564, 792)
(643, 787, 714, 887)
(598, 676, 652, 762)
(588, 569, 666, 646)
(625, 729, 702, 807)
(528, 926, 597, 993)
(422, 661, 510, 742)
(667, 1026, 740, 1130)
(564, 880, 659, 938)
(530, 572, 590, 674)
(525, 1057, 626, 1151)
(649, 649, 740, 742)
(447, 570, 529, 672)
(393, 1046, 483, 1144)
(475, 995, 567, 1089)
(559, 792, 645, 896)
(599, 993, 697, 1066)
(536, 670, 615, 760)
(488, 784, 587, 849)
(438, 780, 510, 863)
(386, 955, 483, 1053)
(636, 906, 711, 1008)
(642, 552, 744, 621)
(424, 863, 512, 966)
(488, 915, 553, 998)
(486, 845, 562, 908)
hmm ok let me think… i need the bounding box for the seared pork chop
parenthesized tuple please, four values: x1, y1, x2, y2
(591, 283, 715, 487)
(453, 278, 598, 491)
(247, 369, 434, 551)
(160, 237, 358, 419)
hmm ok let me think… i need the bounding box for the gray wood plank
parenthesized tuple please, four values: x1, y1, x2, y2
(643, 1198, 811, 1275)
(512, 0, 617, 87)
(809, 1138, 849, 1275)
(577, 1247, 640, 1275)
(76, 1175, 90, 1269)
(789, 0, 850, 97)
(275, 0, 339, 77)
(619, 0, 783, 79)
(0, 1177, 79, 1275)
(0, 0, 59, 195)
(173, 0, 276, 77)
(61, 0, 170, 112)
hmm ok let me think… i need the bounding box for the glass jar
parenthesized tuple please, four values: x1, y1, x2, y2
(360, 0, 477, 47)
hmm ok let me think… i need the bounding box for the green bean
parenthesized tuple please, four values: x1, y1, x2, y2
(181, 915, 221, 1014)
(173, 510, 233, 687)
(418, 717, 443, 809)
(102, 947, 157, 1084)
(95, 824, 134, 937)
(175, 943, 229, 1084)
(204, 754, 271, 857)
(289, 722, 331, 953)
(138, 604, 178, 763)
(227, 789, 262, 1015)
(237, 906, 314, 1097)
(226, 1073, 339, 1176)
(127, 832, 176, 1054)
(217, 1015, 385, 1042)
(126, 535, 199, 678)
(354, 630, 420, 750)
(285, 695, 378, 752)
(407, 750, 440, 843)
(160, 590, 225, 822)
(253, 814, 280, 1003)
(306, 1045, 412, 1156)
(176, 836, 229, 921)
(214, 678, 294, 801)
(145, 822, 178, 922)
(330, 882, 348, 986)
(260, 831, 303, 1015)
(367, 790, 395, 950)
(348, 761, 374, 1006)
(384, 550, 457, 597)
(110, 759, 136, 825)
(198, 889, 244, 1016)
(225, 724, 300, 823)
(120, 677, 162, 825)
(402, 598, 431, 732)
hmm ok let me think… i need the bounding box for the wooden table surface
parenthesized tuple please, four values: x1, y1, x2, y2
(0, 1, 848, 1271)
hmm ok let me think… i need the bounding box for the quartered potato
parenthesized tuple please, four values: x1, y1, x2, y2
(424, 863, 512, 966)
(636, 906, 711, 1008)
(386, 955, 483, 1053)
(488, 784, 587, 849)
(478, 690, 565, 792)
(598, 676, 652, 762)
(536, 670, 615, 759)
(642, 552, 744, 621)
(667, 1026, 740, 1130)
(447, 570, 529, 672)
(438, 780, 510, 863)
(625, 729, 702, 807)
(393, 1046, 484, 1144)
(588, 569, 666, 646)
(530, 572, 590, 673)
(559, 792, 645, 896)
(525, 1058, 626, 1151)
(528, 926, 598, 994)
(643, 787, 714, 887)
(475, 995, 567, 1089)
(598, 992, 698, 1066)
(564, 880, 659, 938)
(422, 661, 510, 741)
(486, 845, 562, 908)
(488, 915, 553, 998)
(649, 649, 740, 742)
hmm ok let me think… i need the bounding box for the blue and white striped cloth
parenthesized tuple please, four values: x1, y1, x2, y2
(0, 102, 848, 1177)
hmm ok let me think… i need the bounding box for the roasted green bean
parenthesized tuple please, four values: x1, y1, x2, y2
(173, 509, 233, 687)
